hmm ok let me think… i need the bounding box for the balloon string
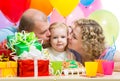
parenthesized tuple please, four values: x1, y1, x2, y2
(112, 36, 116, 50)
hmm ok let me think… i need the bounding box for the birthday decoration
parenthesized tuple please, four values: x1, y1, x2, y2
(7, 31, 42, 56)
(49, 0, 79, 17)
(79, 0, 101, 17)
(89, 10, 119, 46)
(80, 0, 94, 7)
(0, 0, 30, 24)
(30, 0, 53, 16)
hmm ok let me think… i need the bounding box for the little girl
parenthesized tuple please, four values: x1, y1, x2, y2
(46, 22, 73, 61)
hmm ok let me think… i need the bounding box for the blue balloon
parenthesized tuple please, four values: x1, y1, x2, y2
(47, 16, 50, 23)
(80, 0, 94, 7)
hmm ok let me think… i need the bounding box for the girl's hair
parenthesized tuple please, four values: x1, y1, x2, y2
(74, 19, 105, 64)
(49, 22, 68, 34)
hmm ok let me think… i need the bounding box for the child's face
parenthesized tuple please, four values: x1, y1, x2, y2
(50, 27, 67, 52)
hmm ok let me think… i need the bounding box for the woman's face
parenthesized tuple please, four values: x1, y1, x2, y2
(68, 26, 83, 52)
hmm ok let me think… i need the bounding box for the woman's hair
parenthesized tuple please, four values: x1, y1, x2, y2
(74, 19, 105, 63)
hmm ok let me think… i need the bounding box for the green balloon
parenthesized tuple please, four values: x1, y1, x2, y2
(89, 10, 119, 46)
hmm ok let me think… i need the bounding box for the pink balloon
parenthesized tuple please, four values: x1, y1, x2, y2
(66, 5, 84, 26)
(50, 9, 65, 24)
(79, 0, 101, 17)
(50, 6, 84, 26)
(0, 11, 19, 29)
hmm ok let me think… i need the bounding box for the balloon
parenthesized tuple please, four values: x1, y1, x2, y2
(66, 5, 84, 26)
(50, 6, 84, 26)
(50, 9, 65, 24)
(50, 0, 79, 17)
(30, 0, 53, 16)
(47, 16, 51, 23)
(79, 0, 101, 17)
(89, 10, 119, 46)
(80, 0, 94, 7)
(0, 11, 19, 29)
(0, 11, 13, 29)
(0, 1, 2, 10)
(0, 0, 30, 23)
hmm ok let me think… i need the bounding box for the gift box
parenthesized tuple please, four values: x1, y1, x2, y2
(0, 49, 13, 60)
(0, 49, 12, 56)
(14, 41, 42, 56)
(0, 61, 17, 77)
(18, 59, 49, 77)
(7, 32, 43, 56)
(0, 40, 12, 57)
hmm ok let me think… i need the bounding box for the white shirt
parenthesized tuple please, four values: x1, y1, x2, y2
(46, 47, 70, 61)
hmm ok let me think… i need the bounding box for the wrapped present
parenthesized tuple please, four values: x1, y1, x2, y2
(0, 41, 13, 60)
(0, 61, 17, 77)
(0, 49, 12, 58)
(14, 41, 42, 56)
(18, 59, 49, 77)
(7, 31, 43, 56)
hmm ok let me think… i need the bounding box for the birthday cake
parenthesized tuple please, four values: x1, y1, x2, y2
(62, 60, 85, 76)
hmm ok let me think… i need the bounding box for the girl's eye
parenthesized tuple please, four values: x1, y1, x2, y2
(53, 37, 57, 39)
(61, 36, 66, 38)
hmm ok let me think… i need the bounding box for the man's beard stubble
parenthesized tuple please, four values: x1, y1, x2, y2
(42, 42, 51, 48)
(38, 39, 51, 48)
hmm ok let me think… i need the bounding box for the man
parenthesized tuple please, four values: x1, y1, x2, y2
(0, 9, 51, 48)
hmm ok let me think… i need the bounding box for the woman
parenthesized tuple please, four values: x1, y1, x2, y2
(68, 18, 120, 71)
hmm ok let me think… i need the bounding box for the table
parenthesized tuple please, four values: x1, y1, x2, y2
(0, 72, 120, 81)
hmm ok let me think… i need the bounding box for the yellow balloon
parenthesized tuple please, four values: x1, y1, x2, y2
(50, 0, 79, 17)
(89, 10, 119, 46)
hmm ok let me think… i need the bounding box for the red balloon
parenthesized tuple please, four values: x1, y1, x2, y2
(0, 0, 31, 23)
(0, 0, 3, 10)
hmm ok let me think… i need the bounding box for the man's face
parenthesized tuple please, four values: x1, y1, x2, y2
(33, 21, 51, 44)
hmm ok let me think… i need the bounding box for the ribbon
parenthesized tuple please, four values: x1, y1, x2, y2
(34, 59, 38, 77)
(0, 53, 9, 61)
(8, 30, 43, 57)
(99, 36, 116, 61)
(7, 31, 38, 52)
